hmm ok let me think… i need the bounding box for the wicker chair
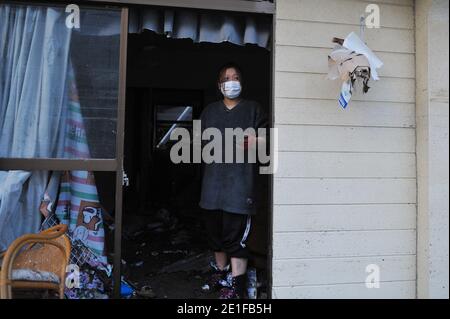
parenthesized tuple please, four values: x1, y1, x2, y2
(0, 224, 71, 299)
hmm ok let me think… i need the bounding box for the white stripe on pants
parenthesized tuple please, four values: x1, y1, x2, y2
(240, 215, 252, 248)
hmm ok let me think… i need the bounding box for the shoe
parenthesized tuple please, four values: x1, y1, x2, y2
(219, 274, 247, 299)
(201, 261, 230, 292)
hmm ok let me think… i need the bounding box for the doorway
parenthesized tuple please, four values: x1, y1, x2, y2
(117, 15, 273, 298)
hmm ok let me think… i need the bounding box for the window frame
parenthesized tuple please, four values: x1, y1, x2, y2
(1, 0, 275, 299)
(0, 1, 128, 298)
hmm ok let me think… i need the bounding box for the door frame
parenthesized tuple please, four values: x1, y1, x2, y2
(0, 0, 128, 299)
(111, 0, 276, 299)
(88, 0, 275, 14)
(113, 7, 128, 298)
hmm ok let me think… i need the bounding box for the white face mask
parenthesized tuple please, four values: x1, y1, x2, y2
(220, 80, 241, 99)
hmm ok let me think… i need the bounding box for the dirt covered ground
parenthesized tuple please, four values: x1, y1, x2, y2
(120, 210, 219, 299)
(119, 208, 267, 299)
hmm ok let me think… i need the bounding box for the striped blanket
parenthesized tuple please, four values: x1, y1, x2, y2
(55, 63, 107, 263)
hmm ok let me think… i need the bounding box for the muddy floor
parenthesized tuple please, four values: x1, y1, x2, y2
(119, 209, 267, 299)
(120, 210, 219, 299)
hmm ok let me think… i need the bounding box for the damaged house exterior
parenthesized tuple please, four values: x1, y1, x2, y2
(0, 0, 448, 299)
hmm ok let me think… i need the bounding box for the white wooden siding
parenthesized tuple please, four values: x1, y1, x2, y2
(276, 0, 414, 29)
(276, 46, 415, 78)
(273, 281, 416, 299)
(274, 99, 415, 127)
(273, 204, 416, 232)
(276, 19, 414, 53)
(276, 153, 416, 178)
(272, 255, 416, 286)
(276, 73, 415, 102)
(273, 230, 416, 259)
(272, 0, 416, 298)
(276, 125, 415, 152)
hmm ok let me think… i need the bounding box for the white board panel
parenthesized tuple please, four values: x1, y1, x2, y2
(275, 152, 416, 178)
(274, 98, 415, 128)
(273, 230, 416, 259)
(366, 0, 413, 5)
(276, 125, 415, 152)
(275, 72, 415, 103)
(275, 46, 415, 79)
(272, 280, 416, 299)
(272, 255, 416, 286)
(276, 0, 414, 30)
(273, 204, 416, 231)
(273, 178, 416, 204)
(276, 20, 414, 53)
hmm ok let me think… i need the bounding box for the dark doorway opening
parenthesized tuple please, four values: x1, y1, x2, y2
(119, 25, 271, 298)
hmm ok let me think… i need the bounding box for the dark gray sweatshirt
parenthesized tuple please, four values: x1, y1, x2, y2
(199, 98, 268, 215)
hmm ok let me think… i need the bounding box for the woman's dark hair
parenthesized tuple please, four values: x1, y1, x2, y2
(217, 62, 243, 84)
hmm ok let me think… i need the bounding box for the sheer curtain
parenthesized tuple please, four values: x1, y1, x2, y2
(0, 5, 71, 158)
(0, 5, 72, 251)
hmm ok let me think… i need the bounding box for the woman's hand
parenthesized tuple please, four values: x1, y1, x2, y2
(238, 135, 266, 150)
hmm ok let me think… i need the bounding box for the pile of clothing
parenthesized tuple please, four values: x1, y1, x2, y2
(64, 264, 111, 299)
(41, 213, 113, 299)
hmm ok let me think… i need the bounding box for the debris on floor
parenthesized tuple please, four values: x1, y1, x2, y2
(132, 261, 144, 267)
(64, 264, 111, 299)
(120, 278, 136, 298)
(40, 212, 114, 299)
(136, 285, 156, 299)
(121, 207, 268, 299)
(159, 252, 212, 274)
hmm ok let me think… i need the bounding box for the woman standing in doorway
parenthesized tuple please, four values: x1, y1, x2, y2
(199, 62, 268, 299)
